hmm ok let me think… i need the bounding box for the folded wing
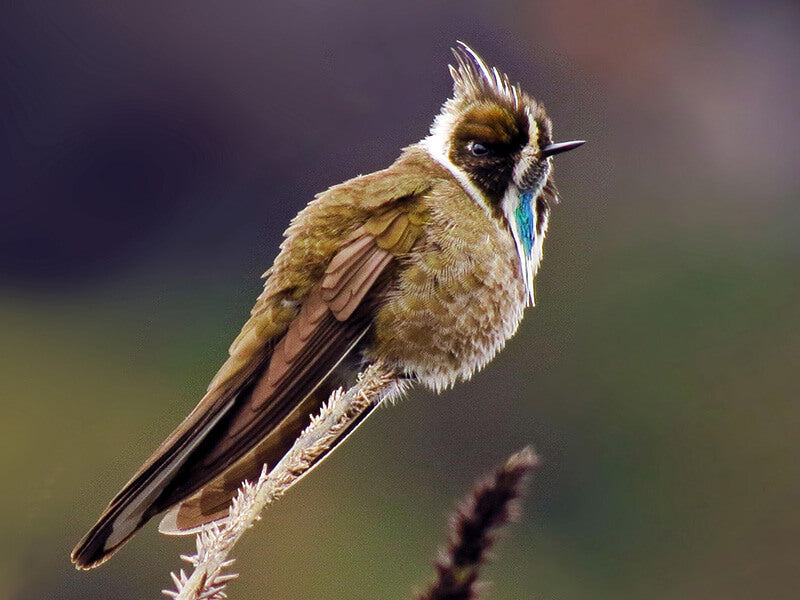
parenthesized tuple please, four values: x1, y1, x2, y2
(71, 202, 425, 569)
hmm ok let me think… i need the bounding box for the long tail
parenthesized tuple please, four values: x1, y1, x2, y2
(70, 375, 254, 569)
(158, 387, 381, 535)
(72, 243, 396, 568)
(72, 307, 376, 568)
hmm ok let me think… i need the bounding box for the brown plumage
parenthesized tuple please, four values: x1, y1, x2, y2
(71, 42, 582, 569)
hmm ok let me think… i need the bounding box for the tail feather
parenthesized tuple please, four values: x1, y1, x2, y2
(158, 388, 381, 535)
(72, 279, 383, 569)
(70, 395, 239, 569)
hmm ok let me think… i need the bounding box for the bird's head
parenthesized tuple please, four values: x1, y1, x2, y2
(422, 42, 583, 306)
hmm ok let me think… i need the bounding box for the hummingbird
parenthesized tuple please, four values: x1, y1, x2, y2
(71, 42, 584, 569)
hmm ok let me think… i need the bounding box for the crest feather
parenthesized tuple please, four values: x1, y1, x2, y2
(450, 41, 522, 109)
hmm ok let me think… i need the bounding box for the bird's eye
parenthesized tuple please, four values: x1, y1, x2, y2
(469, 141, 490, 157)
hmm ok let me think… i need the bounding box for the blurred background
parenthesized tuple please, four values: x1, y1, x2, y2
(2, 2, 799, 598)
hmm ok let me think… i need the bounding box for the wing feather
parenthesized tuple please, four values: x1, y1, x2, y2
(71, 198, 425, 568)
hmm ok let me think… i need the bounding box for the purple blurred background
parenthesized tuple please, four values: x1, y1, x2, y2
(2, 2, 799, 599)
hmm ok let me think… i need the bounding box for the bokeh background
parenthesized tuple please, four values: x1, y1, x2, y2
(2, 2, 799, 599)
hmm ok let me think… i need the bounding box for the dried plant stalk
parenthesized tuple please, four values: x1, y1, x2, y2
(416, 446, 541, 600)
(163, 361, 399, 600)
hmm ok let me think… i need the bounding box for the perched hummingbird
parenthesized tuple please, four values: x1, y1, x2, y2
(71, 42, 583, 569)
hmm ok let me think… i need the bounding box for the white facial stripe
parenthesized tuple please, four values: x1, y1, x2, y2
(512, 109, 540, 186)
(501, 187, 534, 306)
(420, 110, 492, 218)
(513, 146, 536, 188)
(501, 156, 551, 308)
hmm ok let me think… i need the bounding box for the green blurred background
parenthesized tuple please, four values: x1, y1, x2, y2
(2, 2, 799, 598)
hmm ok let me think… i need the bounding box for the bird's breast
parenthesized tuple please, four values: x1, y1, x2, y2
(368, 186, 526, 392)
